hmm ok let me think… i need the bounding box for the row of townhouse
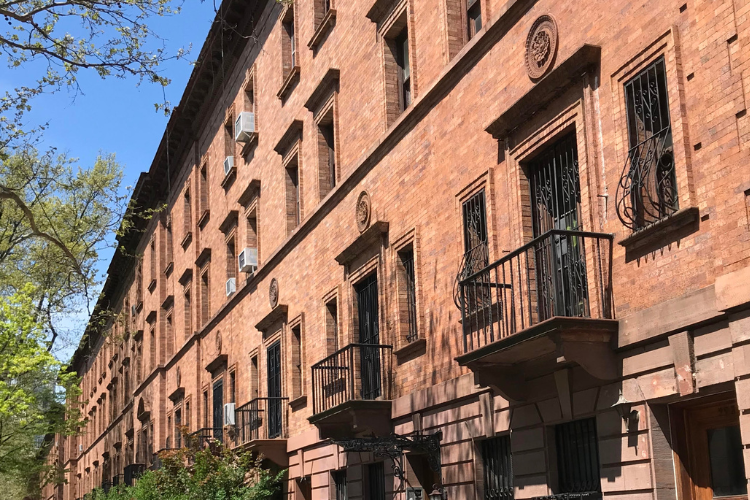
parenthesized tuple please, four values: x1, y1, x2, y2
(41, 0, 750, 499)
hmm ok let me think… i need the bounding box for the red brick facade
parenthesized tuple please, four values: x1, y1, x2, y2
(42, 0, 750, 499)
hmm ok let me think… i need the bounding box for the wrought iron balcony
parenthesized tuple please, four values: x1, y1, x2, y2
(310, 343, 393, 439)
(456, 230, 617, 398)
(233, 397, 289, 465)
(188, 427, 223, 449)
(235, 397, 289, 444)
(123, 463, 145, 486)
(111, 474, 123, 487)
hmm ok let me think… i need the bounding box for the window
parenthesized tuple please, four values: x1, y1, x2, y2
(136, 261, 143, 304)
(297, 477, 312, 500)
(224, 115, 234, 161)
(291, 324, 303, 400)
(325, 298, 339, 355)
(282, 8, 297, 78)
(481, 436, 513, 500)
(183, 187, 192, 241)
(554, 418, 601, 494)
(149, 322, 156, 373)
(200, 268, 210, 326)
(150, 237, 156, 286)
(396, 28, 411, 111)
(314, 0, 332, 30)
(266, 341, 283, 438)
(174, 408, 182, 448)
(460, 190, 489, 278)
(166, 313, 174, 359)
(202, 390, 209, 428)
(184, 286, 192, 340)
(184, 400, 190, 431)
(333, 470, 347, 500)
(285, 158, 301, 234)
(199, 164, 209, 221)
(467, 0, 482, 40)
(366, 463, 386, 500)
(317, 113, 336, 199)
(250, 354, 259, 400)
(397, 247, 418, 343)
(229, 371, 236, 404)
(165, 217, 173, 268)
(226, 236, 237, 283)
(619, 56, 676, 231)
(246, 210, 258, 253)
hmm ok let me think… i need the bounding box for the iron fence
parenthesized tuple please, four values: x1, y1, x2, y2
(311, 343, 393, 415)
(235, 397, 289, 445)
(459, 230, 613, 354)
(188, 427, 223, 450)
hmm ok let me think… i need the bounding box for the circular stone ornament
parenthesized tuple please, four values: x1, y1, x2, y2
(525, 15, 558, 80)
(356, 191, 371, 233)
(269, 278, 279, 308)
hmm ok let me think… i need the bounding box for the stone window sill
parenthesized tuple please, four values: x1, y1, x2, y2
(394, 338, 426, 360)
(277, 66, 300, 100)
(308, 9, 336, 50)
(619, 206, 700, 253)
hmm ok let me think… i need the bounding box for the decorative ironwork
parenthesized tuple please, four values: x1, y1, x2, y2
(525, 15, 558, 79)
(555, 418, 601, 494)
(482, 435, 513, 500)
(311, 343, 393, 415)
(401, 249, 419, 343)
(269, 278, 279, 308)
(616, 56, 677, 231)
(356, 274, 381, 399)
(234, 397, 289, 445)
(356, 191, 371, 232)
(334, 432, 443, 483)
(454, 190, 489, 309)
(459, 230, 613, 354)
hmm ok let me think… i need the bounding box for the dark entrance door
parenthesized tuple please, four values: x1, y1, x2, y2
(267, 341, 282, 438)
(529, 133, 588, 320)
(212, 378, 223, 441)
(356, 274, 381, 400)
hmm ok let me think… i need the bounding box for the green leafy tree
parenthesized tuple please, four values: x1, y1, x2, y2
(91, 441, 284, 500)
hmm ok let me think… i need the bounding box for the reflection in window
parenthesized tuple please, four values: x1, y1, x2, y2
(707, 425, 747, 497)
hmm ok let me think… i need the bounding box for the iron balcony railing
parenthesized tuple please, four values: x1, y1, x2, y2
(311, 343, 393, 416)
(123, 463, 145, 486)
(235, 397, 289, 445)
(188, 427, 223, 449)
(111, 474, 123, 487)
(459, 230, 613, 354)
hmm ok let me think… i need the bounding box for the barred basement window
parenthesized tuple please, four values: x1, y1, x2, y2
(366, 462, 386, 500)
(333, 470, 347, 500)
(481, 435, 513, 500)
(555, 418, 601, 495)
(616, 56, 677, 231)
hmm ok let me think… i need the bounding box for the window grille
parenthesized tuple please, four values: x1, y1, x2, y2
(333, 470, 347, 500)
(400, 249, 419, 343)
(367, 462, 386, 500)
(555, 418, 601, 495)
(616, 56, 677, 231)
(482, 435, 513, 500)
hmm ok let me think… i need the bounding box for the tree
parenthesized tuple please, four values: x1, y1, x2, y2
(90, 440, 284, 500)
(0, 287, 83, 499)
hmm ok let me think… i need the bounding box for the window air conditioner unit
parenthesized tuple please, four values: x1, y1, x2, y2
(223, 403, 235, 426)
(238, 247, 258, 274)
(225, 278, 236, 296)
(223, 156, 234, 176)
(235, 112, 256, 143)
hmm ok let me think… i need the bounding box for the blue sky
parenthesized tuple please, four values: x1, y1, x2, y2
(1, 1, 217, 359)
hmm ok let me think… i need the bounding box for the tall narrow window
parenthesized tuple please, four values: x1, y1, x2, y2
(149, 323, 156, 373)
(396, 28, 411, 111)
(467, 0, 482, 40)
(481, 435, 513, 500)
(250, 354, 259, 400)
(165, 217, 173, 268)
(200, 269, 210, 325)
(285, 159, 301, 234)
(202, 390, 209, 428)
(366, 463, 386, 500)
(183, 187, 192, 240)
(325, 298, 339, 355)
(291, 324, 303, 400)
(174, 408, 182, 448)
(199, 164, 209, 221)
(247, 211, 258, 251)
(618, 56, 676, 231)
(166, 313, 174, 359)
(136, 262, 143, 304)
(318, 112, 336, 199)
(397, 248, 418, 343)
(229, 371, 236, 404)
(184, 286, 192, 340)
(282, 8, 297, 78)
(226, 237, 237, 285)
(555, 418, 601, 494)
(184, 400, 190, 431)
(266, 341, 282, 439)
(460, 190, 489, 278)
(149, 238, 156, 286)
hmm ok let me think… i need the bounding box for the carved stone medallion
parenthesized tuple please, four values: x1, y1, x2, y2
(525, 15, 558, 80)
(356, 191, 371, 233)
(269, 278, 279, 308)
(215, 331, 222, 353)
(176, 366, 181, 387)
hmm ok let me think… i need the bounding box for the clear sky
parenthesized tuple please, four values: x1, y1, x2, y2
(1, 1, 218, 359)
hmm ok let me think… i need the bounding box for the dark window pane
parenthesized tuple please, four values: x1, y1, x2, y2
(481, 435, 513, 500)
(367, 462, 386, 500)
(555, 418, 601, 494)
(708, 425, 747, 497)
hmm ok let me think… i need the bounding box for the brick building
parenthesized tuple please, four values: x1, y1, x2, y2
(41, 0, 750, 499)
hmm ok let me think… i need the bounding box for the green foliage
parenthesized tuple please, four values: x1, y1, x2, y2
(90, 444, 284, 500)
(0, 286, 83, 497)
